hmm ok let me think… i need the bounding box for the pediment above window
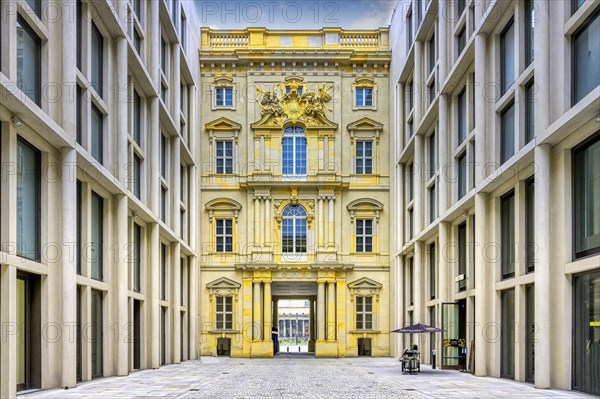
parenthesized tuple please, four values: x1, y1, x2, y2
(348, 277, 382, 296)
(205, 198, 242, 223)
(347, 198, 383, 223)
(205, 117, 241, 144)
(347, 117, 384, 132)
(206, 277, 241, 296)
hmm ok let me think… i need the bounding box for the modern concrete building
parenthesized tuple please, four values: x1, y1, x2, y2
(0, 0, 201, 396)
(198, 27, 393, 359)
(389, 0, 599, 396)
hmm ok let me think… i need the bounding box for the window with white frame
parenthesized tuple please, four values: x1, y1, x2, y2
(355, 87, 373, 107)
(215, 219, 233, 252)
(282, 205, 307, 254)
(356, 296, 373, 330)
(215, 296, 233, 330)
(215, 140, 233, 174)
(282, 126, 307, 177)
(355, 140, 373, 174)
(356, 219, 373, 253)
(215, 87, 233, 107)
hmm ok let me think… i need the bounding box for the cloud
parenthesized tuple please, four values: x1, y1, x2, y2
(346, 0, 395, 29)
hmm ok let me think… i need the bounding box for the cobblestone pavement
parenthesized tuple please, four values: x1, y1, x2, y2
(25, 355, 591, 399)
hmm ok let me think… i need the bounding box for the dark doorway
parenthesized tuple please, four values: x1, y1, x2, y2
(358, 338, 372, 356)
(91, 289, 103, 378)
(217, 338, 231, 356)
(573, 271, 600, 396)
(76, 285, 82, 381)
(16, 272, 41, 392)
(501, 289, 515, 379)
(133, 300, 142, 370)
(441, 300, 466, 370)
(525, 285, 535, 383)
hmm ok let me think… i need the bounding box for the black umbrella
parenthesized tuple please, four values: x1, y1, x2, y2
(391, 323, 444, 334)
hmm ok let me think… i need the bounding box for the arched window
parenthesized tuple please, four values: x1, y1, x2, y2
(282, 205, 307, 254)
(282, 126, 306, 176)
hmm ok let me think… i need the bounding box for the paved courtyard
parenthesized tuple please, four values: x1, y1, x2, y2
(25, 355, 590, 399)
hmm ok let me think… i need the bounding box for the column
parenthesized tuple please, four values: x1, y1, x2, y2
(264, 197, 271, 247)
(327, 282, 336, 341)
(309, 299, 316, 351)
(172, 243, 181, 363)
(259, 197, 264, 246)
(474, 33, 487, 185)
(61, 148, 77, 387)
(172, 42, 181, 119)
(0, 265, 16, 399)
(327, 197, 335, 248)
(318, 197, 324, 248)
(263, 282, 272, 341)
(534, 144, 551, 388)
(172, 137, 182, 236)
(414, 40, 423, 123)
(438, 95, 449, 213)
(188, 256, 198, 360)
(117, 36, 128, 184)
(317, 282, 325, 341)
(438, 222, 449, 304)
(115, 194, 128, 375)
(474, 194, 488, 376)
(148, 0, 160, 215)
(414, 135, 424, 233)
(254, 196, 260, 247)
(253, 282, 262, 340)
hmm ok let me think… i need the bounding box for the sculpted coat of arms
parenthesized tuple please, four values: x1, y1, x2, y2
(255, 78, 334, 127)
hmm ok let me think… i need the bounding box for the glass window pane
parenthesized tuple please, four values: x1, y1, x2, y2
(91, 104, 103, 164)
(501, 102, 515, 163)
(574, 14, 600, 104)
(16, 138, 40, 261)
(501, 192, 515, 279)
(526, 82, 535, 143)
(91, 23, 104, 97)
(91, 192, 104, 281)
(16, 18, 40, 105)
(501, 20, 515, 94)
(574, 134, 600, 258)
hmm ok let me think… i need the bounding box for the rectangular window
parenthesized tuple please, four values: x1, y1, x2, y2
(356, 296, 373, 330)
(215, 296, 233, 330)
(408, 208, 414, 239)
(458, 89, 467, 144)
(133, 0, 141, 22)
(501, 191, 516, 279)
(457, 0, 466, 16)
(133, 153, 141, 199)
(25, 0, 41, 18)
(355, 140, 373, 175)
(572, 0, 587, 14)
(133, 29, 141, 54)
(429, 184, 436, 223)
(525, 0, 535, 66)
(409, 257, 414, 305)
(161, 134, 167, 178)
(356, 219, 373, 253)
(501, 288, 516, 379)
(133, 223, 141, 292)
(215, 87, 233, 107)
(458, 222, 467, 291)
(161, 82, 167, 104)
(77, 0, 82, 69)
(91, 23, 104, 97)
(501, 19, 515, 94)
(408, 163, 414, 201)
(215, 140, 234, 174)
(406, 81, 414, 112)
(91, 192, 104, 281)
(458, 152, 467, 199)
(428, 133, 436, 178)
(573, 133, 600, 258)
(525, 81, 535, 143)
(161, 36, 167, 73)
(76, 86, 83, 144)
(501, 102, 515, 163)
(160, 186, 167, 222)
(91, 104, 103, 164)
(76, 181, 82, 274)
(91, 289, 103, 378)
(573, 12, 600, 104)
(456, 26, 466, 58)
(181, 13, 186, 49)
(428, 33, 436, 74)
(16, 138, 41, 261)
(180, 259, 185, 306)
(406, 120, 414, 141)
(429, 243, 436, 299)
(160, 244, 167, 300)
(355, 88, 373, 107)
(427, 79, 436, 105)
(407, 11, 413, 48)
(16, 17, 41, 105)
(525, 178, 535, 272)
(215, 219, 233, 253)
(133, 90, 141, 144)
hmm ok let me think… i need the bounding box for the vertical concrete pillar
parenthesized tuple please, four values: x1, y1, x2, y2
(414, 135, 424, 233)
(414, 40, 423, 124)
(474, 33, 487, 185)
(263, 282, 272, 342)
(172, 243, 181, 363)
(148, 223, 160, 368)
(253, 282, 262, 340)
(438, 95, 449, 213)
(1, 265, 17, 399)
(188, 256, 198, 360)
(414, 241, 423, 326)
(148, 0, 160, 215)
(327, 282, 336, 341)
(317, 282, 325, 341)
(474, 193, 488, 376)
(114, 194, 129, 375)
(61, 148, 77, 387)
(172, 137, 181, 236)
(534, 144, 551, 388)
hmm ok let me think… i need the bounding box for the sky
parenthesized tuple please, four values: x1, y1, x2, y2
(191, 0, 397, 30)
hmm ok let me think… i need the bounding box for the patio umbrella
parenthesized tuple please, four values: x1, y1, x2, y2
(391, 323, 444, 334)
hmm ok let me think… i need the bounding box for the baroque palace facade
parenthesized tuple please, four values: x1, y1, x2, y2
(198, 27, 392, 358)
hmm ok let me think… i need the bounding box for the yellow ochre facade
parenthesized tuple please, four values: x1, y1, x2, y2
(199, 28, 392, 358)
